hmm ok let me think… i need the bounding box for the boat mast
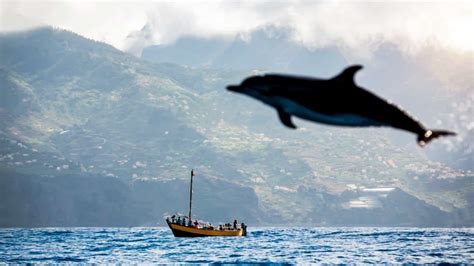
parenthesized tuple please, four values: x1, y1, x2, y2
(188, 169, 194, 223)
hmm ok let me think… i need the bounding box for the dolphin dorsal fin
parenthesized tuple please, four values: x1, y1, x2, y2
(332, 65, 363, 84)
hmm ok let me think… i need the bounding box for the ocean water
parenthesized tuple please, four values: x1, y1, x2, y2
(0, 227, 472, 264)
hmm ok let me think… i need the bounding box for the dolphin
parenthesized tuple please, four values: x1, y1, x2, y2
(227, 65, 456, 146)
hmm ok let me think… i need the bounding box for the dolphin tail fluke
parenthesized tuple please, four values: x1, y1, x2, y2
(417, 130, 456, 147)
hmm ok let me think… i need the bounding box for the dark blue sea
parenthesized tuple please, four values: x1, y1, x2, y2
(0, 227, 472, 264)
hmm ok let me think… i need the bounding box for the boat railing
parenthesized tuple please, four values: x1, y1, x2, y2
(165, 214, 245, 231)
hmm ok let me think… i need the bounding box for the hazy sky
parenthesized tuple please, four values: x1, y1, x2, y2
(1, 0, 473, 56)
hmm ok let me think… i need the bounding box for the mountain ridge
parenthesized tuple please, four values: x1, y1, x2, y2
(0, 27, 472, 227)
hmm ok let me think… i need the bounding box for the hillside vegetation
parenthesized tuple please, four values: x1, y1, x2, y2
(0, 28, 472, 226)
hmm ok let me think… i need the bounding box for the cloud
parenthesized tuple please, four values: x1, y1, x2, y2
(1, 0, 473, 56)
(287, 1, 473, 55)
(1, 0, 147, 50)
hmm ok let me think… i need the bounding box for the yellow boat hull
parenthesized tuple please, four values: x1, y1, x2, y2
(167, 222, 244, 237)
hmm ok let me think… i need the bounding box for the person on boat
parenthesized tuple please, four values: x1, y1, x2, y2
(171, 215, 176, 223)
(183, 218, 187, 226)
(233, 219, 237, 230)
(177, 217, 181, 225)
(241, 222, 247, 236)
(194, 220, 199, 228)
(219, 224, 223, 231)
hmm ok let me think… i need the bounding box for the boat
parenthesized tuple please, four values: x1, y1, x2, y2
(165, 170, 247, 237)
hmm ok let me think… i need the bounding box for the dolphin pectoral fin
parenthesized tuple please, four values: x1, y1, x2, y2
(332, 65, 363, 85)
(277, 108, 297, 129)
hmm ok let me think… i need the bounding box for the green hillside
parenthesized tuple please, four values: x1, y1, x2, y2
(0, 28, 472, 226)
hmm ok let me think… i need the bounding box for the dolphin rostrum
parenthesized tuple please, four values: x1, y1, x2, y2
(227, 65, 456, 146)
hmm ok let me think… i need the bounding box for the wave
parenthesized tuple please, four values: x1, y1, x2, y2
(41, 230, 73, 236)
(0, 227, 472, 264)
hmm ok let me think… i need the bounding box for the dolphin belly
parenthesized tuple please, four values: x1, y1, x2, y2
(273, 97, 385, 127)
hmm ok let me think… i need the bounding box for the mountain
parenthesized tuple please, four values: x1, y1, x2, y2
(0, 170, 261, 227)
(142, 26, 474, 172)
(0, 27, 472, 227)
(142, 26, 348, 77)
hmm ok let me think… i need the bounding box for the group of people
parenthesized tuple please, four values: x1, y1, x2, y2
(167, 215, 245, 231)
(167, 215, 189, 227)
(219, 220, 239, 230)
